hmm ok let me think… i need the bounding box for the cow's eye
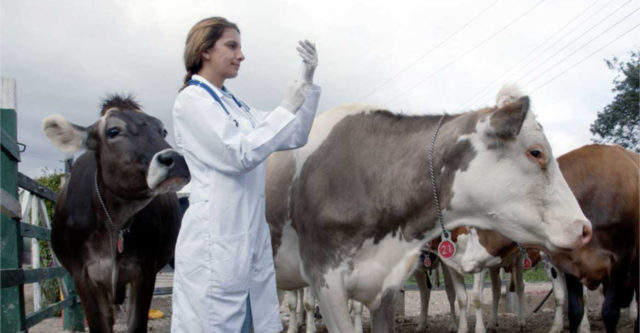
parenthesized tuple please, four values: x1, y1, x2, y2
(529, 149, 541, 158)
(107, 127, 120, 139)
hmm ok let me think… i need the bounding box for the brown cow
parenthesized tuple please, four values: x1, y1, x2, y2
(548, 144, 639, 333)
(43, 95, 190, 333)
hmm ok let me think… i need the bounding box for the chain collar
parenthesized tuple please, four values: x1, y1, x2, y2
(94, 170, 116, 229)
(428, 114, 448, 237)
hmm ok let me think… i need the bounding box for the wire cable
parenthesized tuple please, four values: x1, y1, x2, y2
(359, 0, 500, 101)
(529, 22, 640, 93)
(382, 0, 548, 106)
(473, 0, 634, 107)
(455, 0, 611, 110)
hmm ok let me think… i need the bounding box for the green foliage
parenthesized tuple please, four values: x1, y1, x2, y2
(34, 169, 64, 310)
(523, 265, 549, 283)
(590, 51, 640, 152)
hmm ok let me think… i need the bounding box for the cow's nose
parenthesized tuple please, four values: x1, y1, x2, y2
(580, 221, 592, 246)
(157, 151, 176, 168)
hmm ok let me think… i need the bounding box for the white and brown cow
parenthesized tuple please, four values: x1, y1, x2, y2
(266, 85, 591, 332)
(428, 227, 542, 333)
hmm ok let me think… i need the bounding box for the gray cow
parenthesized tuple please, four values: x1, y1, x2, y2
(267, 85, 592, 332)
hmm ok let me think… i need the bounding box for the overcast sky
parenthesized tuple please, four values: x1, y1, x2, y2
(1, 0, 638, 179)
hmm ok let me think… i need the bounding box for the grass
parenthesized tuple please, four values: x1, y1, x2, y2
(405, 263, 550, 288)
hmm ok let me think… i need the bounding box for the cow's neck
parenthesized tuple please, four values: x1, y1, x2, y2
(361, 110, 483, 241)
(94, 171, 152, 231)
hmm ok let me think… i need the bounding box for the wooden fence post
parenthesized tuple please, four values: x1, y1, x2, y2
(1, 77, 26, 332)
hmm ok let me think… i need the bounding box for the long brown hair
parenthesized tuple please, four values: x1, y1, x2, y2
(180, 17, 239, 91)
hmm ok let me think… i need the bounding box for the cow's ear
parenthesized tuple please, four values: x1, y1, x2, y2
(487, 96, 529, 140)
(42, 115, 91, 153)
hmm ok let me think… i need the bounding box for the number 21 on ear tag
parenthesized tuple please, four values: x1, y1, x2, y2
(438, 232, 456, 259)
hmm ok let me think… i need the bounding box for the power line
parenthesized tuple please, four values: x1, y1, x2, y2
(529, 22, 640, 93)
(455, 0, 610, 110)
(382, 0, 547, 107)
(472, 0, 634, 107)
(512, 2, 634, 89)
(359, 0, 500, 101)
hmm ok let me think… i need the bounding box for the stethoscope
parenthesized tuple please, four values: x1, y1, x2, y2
(188, 79, 257, 128)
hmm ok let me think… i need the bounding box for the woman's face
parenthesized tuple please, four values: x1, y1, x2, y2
(203, 28, 244, 80)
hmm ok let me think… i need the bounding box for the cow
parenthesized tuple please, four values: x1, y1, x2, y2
(265, 84, 592, 332)
(547, 144, 639, 333)
(423, 226, 541, 333)
(42, 95, 190, 333)
(541, 254, 591, 333)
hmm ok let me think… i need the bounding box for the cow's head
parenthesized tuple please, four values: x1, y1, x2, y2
(447, 85, 591, 253)
(42, 95, 190, 196)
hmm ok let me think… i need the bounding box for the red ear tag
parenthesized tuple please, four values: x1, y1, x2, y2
(523, 257, 532, 270)
(423, 256, 432, 268)
(117, 233, 124, 253)
(438, 233, 456, 259)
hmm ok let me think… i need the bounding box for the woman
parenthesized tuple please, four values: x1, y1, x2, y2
(171, 17, 320, 332)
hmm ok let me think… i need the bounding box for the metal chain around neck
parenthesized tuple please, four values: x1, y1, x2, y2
(428, 114, 447, 237)
(94, 171, 116, 230)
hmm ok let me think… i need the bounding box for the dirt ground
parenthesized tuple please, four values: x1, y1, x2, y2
(26, 272, 636, 332)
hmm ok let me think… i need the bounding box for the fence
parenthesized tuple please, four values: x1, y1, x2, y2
(1, 78, 85, 332)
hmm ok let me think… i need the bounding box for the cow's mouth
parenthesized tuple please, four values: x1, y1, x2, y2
(155, 176, 189, 193)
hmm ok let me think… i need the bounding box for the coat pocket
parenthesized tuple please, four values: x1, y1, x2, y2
(209, 233, 251, 293)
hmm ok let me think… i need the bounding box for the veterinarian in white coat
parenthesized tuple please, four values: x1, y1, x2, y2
(170, 17, 320, 332)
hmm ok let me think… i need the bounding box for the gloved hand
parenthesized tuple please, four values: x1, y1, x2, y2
(280, 80, 309, 114)
(297, 40, 317, 84)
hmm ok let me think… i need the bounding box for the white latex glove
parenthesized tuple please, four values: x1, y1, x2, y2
(280, 80, 309, 114)
(297, 40, 317, 84)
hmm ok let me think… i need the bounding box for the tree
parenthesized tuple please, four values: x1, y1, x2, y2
(590, 51, 639, 152)
(35, 169, 64, 309)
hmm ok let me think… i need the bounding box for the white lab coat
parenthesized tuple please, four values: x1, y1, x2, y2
(170, 74, 320, 333)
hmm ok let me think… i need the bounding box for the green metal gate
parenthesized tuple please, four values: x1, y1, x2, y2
(1, 77, 84, 332)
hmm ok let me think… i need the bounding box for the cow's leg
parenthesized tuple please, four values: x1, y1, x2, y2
(565, 273, 585, 333)
(350, 300, 363, 333)
(544, 263, 566, 333)
(303, 288, 317, 333)
(578, 285, 591, 333)
(297, 288, 304, 316)
(514, 259, 525, 331)
(414, 267, 431, 331)
(487, 267, 501, 332)
(313, 273, 354, 332)
(471, 269, 487, 333)
(125, 269, 156, 333)
(286, 290, 300, 333)
(634, 286, 639, 333)
(371, 289, 396, 333)
(442, 263, 459, 332)
(446, 265, 468, 333)
(73, 272, 114, 333)
(601, 266, 629, 333)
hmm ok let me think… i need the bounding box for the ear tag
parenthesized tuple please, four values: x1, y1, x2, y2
(438, 232, 456, 259)
(423, 256, 432, 268)
(523, 257, 532, 270)
(117, 231, 124, 254)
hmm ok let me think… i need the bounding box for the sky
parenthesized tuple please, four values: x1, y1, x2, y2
(1, 0, 638, 179)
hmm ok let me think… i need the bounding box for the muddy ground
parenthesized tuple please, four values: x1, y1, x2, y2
(26, 273, 636, 332)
